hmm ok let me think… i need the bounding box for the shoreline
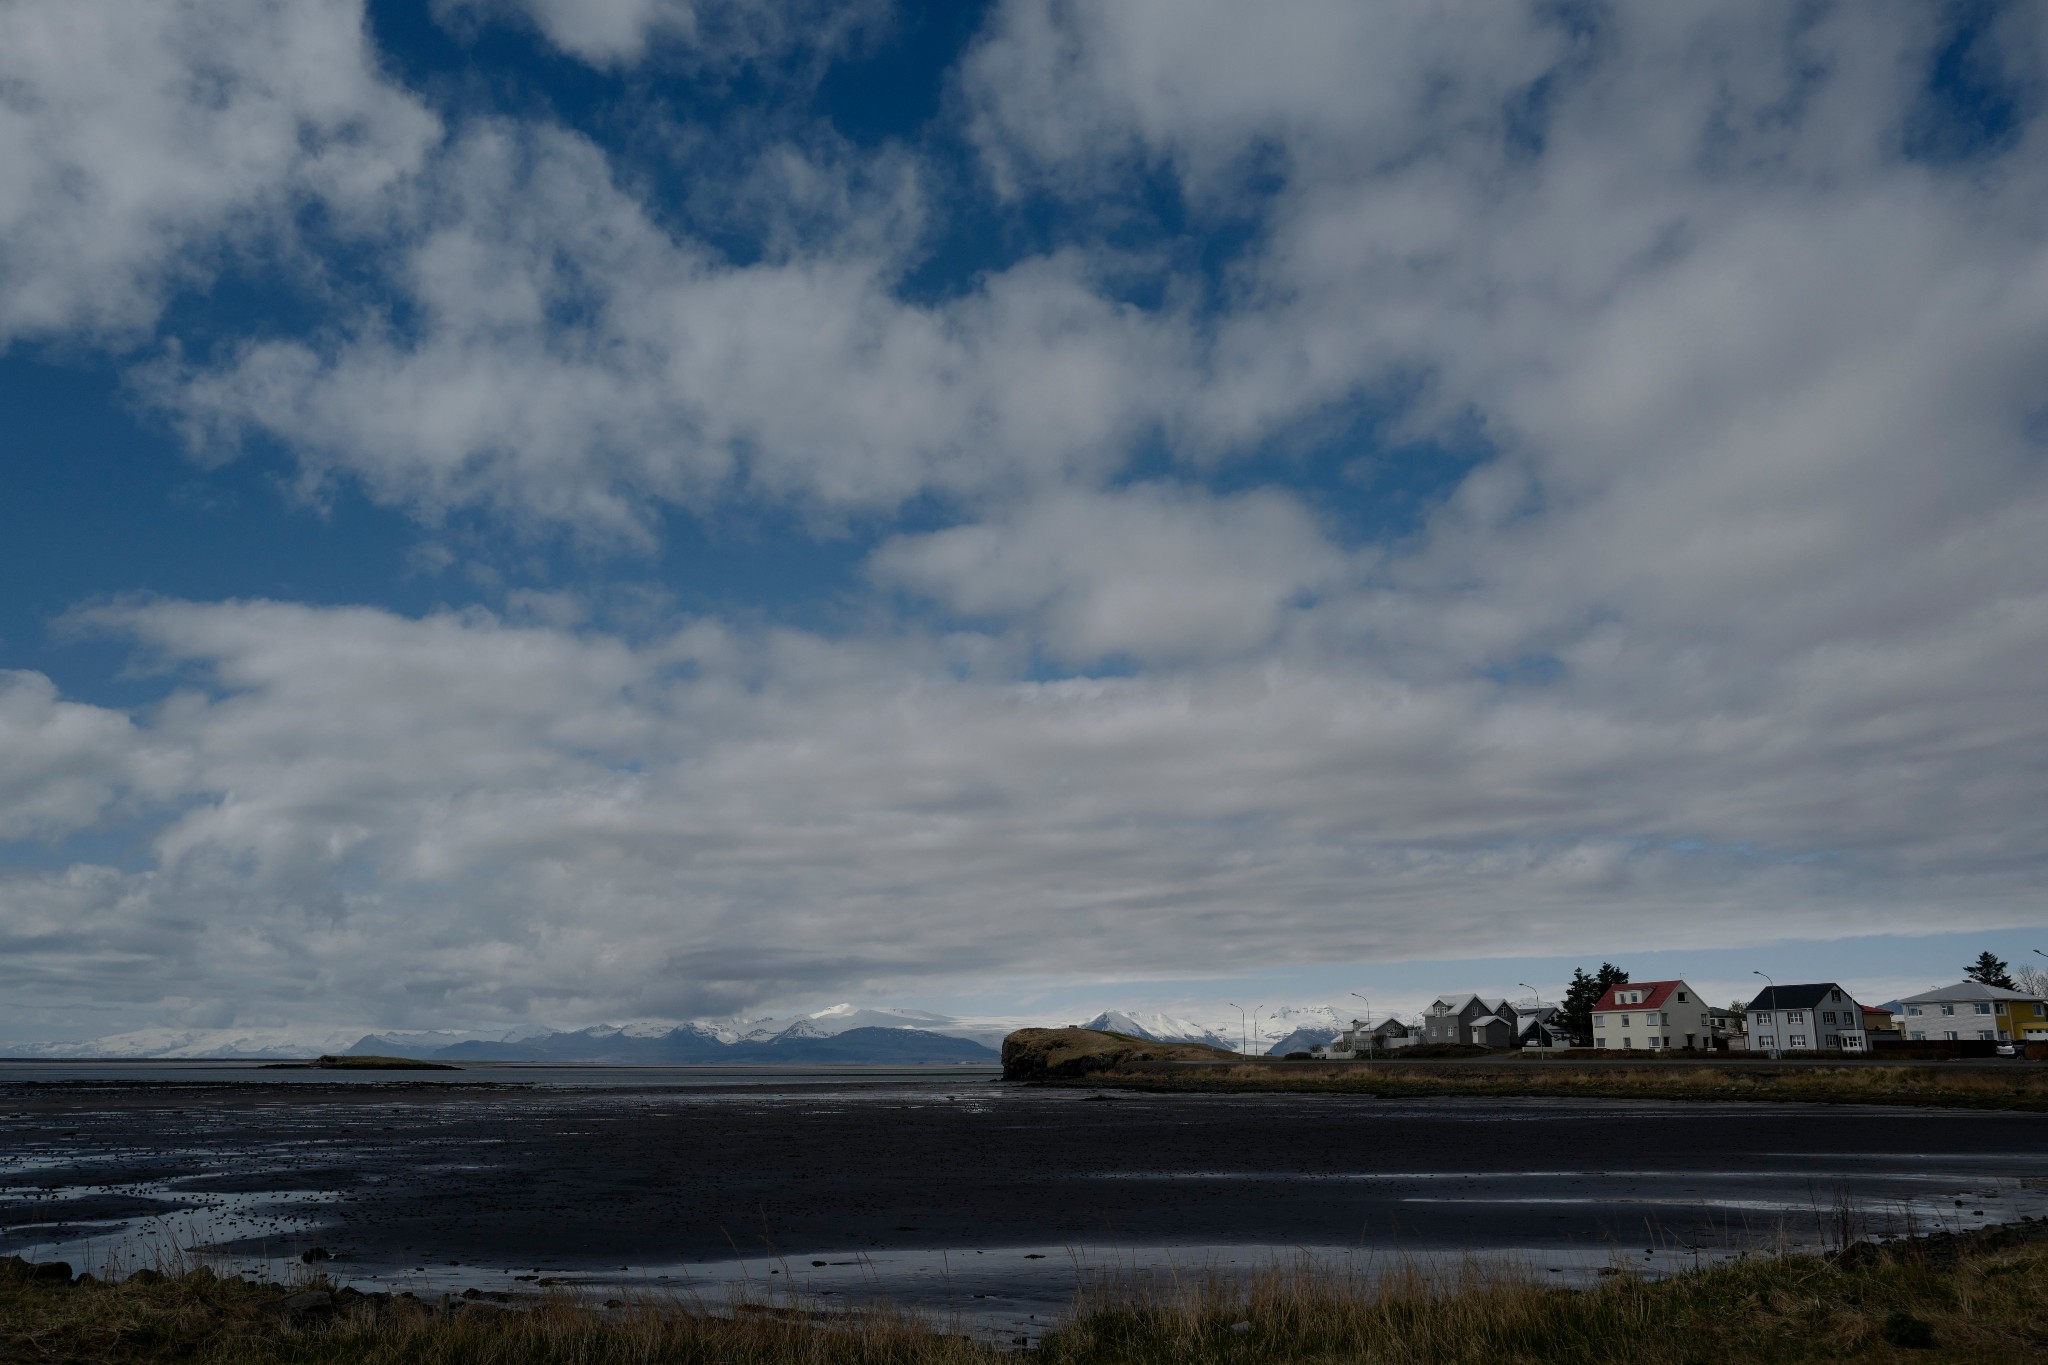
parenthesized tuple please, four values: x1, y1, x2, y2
(7, 1216, 2047, 1362)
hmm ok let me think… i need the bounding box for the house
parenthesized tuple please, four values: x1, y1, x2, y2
(1421, 995, 1517, 1047)
(1746, 983, 1867, 1053)
(1861, 1006, 1900, 1037)
(1896, 983, 2048, 1043)
(1516, 1005, 1572, 1050)
(1330, 1016, 1415, 1056)
(1590, 980, 1722, 1051)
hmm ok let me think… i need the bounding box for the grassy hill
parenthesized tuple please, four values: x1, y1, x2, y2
(1000, 1026, 1241, 1080)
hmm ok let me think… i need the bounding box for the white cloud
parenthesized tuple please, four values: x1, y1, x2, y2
(154, 123, 1189, 537)
(0, 0, 437, 345)
(872, 483, 1349, 664)
(433, 0, 889, 69)
(0, 672, 145, 839)
(0, 587, 2041, 1034)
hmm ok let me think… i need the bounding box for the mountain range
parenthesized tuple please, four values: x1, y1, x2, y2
(5, 1001, 1357, 1062)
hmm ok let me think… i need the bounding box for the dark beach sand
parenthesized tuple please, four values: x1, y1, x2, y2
(5, 1078, 2045, 1279)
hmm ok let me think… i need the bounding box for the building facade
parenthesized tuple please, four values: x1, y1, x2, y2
(1745, 983, 1867, 1052)
(1896, 983, 2048, 1042)
(1421, 995, 1517, 1047)
(1331, 1016, 1415, 1056)
(1590, 980, 1723, 1051)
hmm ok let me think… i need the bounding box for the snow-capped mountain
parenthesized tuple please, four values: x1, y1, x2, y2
(1264, 1026, 1340, 1056)
(1077, 1004, 1352, 1055)
(4, 1025, 376, 1060)
(8, 1003, 1018, 1061)
(1075, 1010, 1236, 1048)
(6, 1000, 1353, 1062)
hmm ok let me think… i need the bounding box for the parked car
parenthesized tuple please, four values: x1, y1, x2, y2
(1995, 1041, 2023, 1057)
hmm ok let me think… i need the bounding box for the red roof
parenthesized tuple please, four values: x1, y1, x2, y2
(1592, 980, 1691, 1012)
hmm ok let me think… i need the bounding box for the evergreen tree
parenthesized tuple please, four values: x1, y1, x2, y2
(1965, 951, 2015, 990)
(1558, 963, 1630, 1046)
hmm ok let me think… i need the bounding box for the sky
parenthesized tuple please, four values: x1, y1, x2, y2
(3, 0, 2047, 1047)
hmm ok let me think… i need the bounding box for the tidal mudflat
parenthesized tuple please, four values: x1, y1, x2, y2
(4, 1074, 2044, 1338)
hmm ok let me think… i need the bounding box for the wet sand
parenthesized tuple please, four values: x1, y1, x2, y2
(5, 1077, 2044, 1301)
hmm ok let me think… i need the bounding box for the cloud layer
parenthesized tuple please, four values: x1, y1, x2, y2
(2, 1, 2046, 1036)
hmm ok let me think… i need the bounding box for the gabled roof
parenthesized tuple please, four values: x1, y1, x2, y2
(1897, 981, 2045, 1004)
(1592, 980, 1692, 1012)
(1744, 982, 1859, 1011)
(1427, 994, 1507, 1016)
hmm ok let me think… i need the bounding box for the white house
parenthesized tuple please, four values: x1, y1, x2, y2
(1590, 980, 1723, 1051)
(1745, 982, 1866, 1053)
(1896, 982, 2048, 1042)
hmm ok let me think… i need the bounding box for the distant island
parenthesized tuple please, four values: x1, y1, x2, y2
(260, 1055, 460, 1071)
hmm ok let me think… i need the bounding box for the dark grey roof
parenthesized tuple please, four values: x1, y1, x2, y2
(1745, 982, 1856, 1011)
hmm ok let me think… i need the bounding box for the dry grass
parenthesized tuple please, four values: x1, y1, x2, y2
(6, 1231, 2046, 1364)
(1040, 1235, 2048, 1364)
(1066, 1060, 2048, 1111)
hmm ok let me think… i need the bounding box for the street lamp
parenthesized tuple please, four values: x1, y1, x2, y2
(1251, 1005, 1265, 1059)
(1754, 970, 1780, 1060)
(1520, 982, 1548, 1059)
(1349, 992, 1373, 1060)
(1227, 1001, 1249, 1058)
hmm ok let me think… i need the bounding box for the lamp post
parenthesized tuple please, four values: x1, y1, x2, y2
(1227, 1002, 1248, 1057)
(1349, 992, 1373, 1060)
(1251, 1005, 1265, 1059)
(1754, 970, 1780, 1060)
(1520, 982, 1547, 1059)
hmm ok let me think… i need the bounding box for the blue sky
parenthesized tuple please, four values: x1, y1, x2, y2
(2, 0, 2046, 1047)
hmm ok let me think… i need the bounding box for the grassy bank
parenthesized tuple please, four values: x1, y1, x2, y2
(6, 1225, 2047, 1364)
(1062, 1058, 2048, 1111)
(1000, 1030, 2048, 1111)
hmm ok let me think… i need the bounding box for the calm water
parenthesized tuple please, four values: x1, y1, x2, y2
(0, 1060, 1002, 1087)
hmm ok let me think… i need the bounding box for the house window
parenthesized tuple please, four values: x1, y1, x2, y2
(1788, 1010, 1806, 1023)
(1595, 1037, 1607, 1048)
(1660, 1013, 1670, 1026)
(1821, 1011, 1836, 1024)
(1974, 1003, 1992, 1015)
(1676, 991, 1687, 1002)
(1790, 1035, 1808, 1048)
(1909, 1030, 1926, 1040)
(1622, 1037, 1632, 1048)
(1620, 1014, 1631, 1027)
(1757, 1035, 1775, 1048)
(1906, 1005, 1922, 1016)
(1940, 1005, 1955, 1016)
(1943, 1031, 1958, 1040)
